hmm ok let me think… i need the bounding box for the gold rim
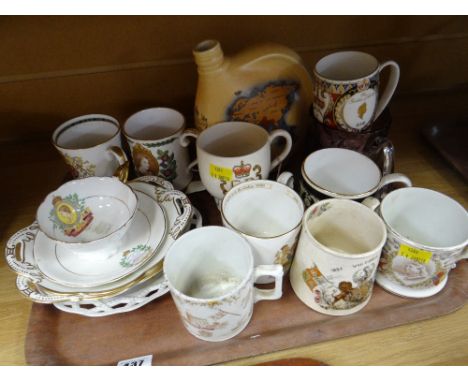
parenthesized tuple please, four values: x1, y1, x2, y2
(221, 180, 304, 239)
(34, 259, 164, 301)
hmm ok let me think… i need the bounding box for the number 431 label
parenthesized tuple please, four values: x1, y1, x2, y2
(398, 244, 433, 264)
(117, 354, 153, 366)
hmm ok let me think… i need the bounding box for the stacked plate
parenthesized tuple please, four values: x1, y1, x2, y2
(5, 176, 201, 317)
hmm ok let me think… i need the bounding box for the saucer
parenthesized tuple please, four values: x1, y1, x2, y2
(9, 181, 196, 303)
(34, 191, 166, 288)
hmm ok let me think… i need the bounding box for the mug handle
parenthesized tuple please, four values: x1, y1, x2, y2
(179, 128, 199, 174)
(374, 60, 400, 120)
(108, 146, 129, 183)
(253, 264, 283, 303)
(377, 173, 412, 192)
(361, 196, 381, 211)
(373, 138, 394, 176)
(269, 130, 293, 171)
(277, 171, 294, 189)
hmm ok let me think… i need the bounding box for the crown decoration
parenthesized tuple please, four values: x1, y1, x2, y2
(233, 161, 252, 178)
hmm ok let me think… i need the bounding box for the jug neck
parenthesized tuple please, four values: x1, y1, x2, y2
(193, 40, 225, 74)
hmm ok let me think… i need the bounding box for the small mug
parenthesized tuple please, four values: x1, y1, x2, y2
(164, 226, 283, 342)
(180, 121, 292, 206)
(313, 51, 400, 132)
(282, 148, 412, 207)
(363, 187, 468, 298)
(123, 108, 192, 190)
(290, 198, 387, 316)
(52, 114, 129, 182)
(221, 178, 304, 283)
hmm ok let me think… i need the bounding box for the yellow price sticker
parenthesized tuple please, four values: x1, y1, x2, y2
(209, 164, 233, 182)
(398, 244, 432, 264)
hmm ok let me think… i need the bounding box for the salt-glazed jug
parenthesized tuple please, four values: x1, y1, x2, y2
(192, 40, 314, 157)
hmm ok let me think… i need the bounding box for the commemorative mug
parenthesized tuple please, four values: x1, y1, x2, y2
(313, 51, 399, 132)
(221, 178, 304, 283)
(363, 187, 468, 298)
(123, 108, 192, 190)
(282, 148, 412, 207)
(164, 226, 283, 342)
(52, 114, 129, 182)
(179, 121, 292, 206)
(290, 199, 387, 316)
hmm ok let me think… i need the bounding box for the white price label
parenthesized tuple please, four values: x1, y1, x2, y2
(117, 354, 153, 366)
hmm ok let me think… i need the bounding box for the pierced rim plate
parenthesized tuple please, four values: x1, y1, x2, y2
(33, 191, 167, 288)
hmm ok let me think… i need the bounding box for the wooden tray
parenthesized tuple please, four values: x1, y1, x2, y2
(25, 191, 468, 365)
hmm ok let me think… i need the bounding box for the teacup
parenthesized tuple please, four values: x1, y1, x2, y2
(180, 121, 292, 207)
(221, 179, 304, 283)
(36, 177, 138, 253)
(123, 108, 192, 190)
(280, 148, 412, 207)
(52, 114, 129, 182)
(290, 198, 387, 316)
(363, 187, 468, 298)
(313, 51, 399, 132)
(164, 226, 283, 342)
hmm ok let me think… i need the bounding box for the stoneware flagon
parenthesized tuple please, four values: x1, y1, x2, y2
(192, 40, 313, 156)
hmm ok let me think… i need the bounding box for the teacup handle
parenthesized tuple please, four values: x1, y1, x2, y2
(179, 128, 200, 174)
(375, 60, 400, 121)
(108, 146, 129, 183)
(269, 130, 293, 171)
(277, 171, 294, 189)
(362, 196, 380, 211)
(377, 173, 412, 191)
(253, 264, 283, 303)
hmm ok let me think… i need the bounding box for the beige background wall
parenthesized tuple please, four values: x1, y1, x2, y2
(1, 16, 468, 143)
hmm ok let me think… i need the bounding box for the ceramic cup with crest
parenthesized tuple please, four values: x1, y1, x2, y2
(363, 187, 468, 298)
(313, 51, 399, 132)
(123, 108, 192, 190)
(164, 226, 283, 342)
(280, 148, 412, 208)
(52, 114, 129, 182)
(221, 178, 304, 283)
(290, 199, 387, 316)
(179, 121, 292, 207)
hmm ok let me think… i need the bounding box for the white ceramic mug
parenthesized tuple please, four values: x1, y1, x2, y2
(221, 178, 304, 283)
(123, 108, 192, 190)
(179, 121, 292, 206)
(163, 226, 283, 342)
(313, 51, 400, 132)
(363, 187, 468, 298)
(52, 114, 128, 182)
(290, 198, 387, 316)
(281, 148, 412, 207)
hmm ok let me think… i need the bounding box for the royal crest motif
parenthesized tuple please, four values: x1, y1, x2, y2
(49, 193, 93, 237)
(156, 149, 177, 181)
(233, 161, 252, 179)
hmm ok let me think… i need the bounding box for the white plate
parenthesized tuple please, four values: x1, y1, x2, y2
(33, 191, 167, 288)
